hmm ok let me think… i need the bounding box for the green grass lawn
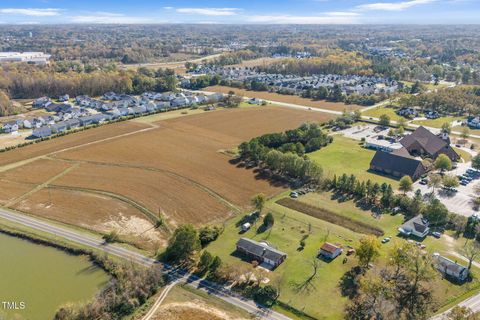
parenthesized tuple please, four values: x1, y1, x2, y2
(453, 147, 473, 162)
(362, 106, 407, 123)
(453, 125, 480, 136)
(411, 116, 464, 129)
(207, 191, 480, 319)
(308, 135, 399, 188)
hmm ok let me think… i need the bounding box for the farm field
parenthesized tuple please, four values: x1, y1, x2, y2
(308, 135, 400, 187)
(207, 191, 480, 319)
(204, 85, 362, 112)
(0, 120, 151, 168)
(0, 106, 334, 251)
(12, 187, 165, 250)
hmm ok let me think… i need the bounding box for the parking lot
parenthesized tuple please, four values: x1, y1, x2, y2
(340, 123, 391, 141)
(412, 162, 479, 217)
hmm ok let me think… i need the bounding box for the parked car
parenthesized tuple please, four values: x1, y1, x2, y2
(381, 237, 391, 243)
(432, 232, 442, 238)
(290, 192, 298, 198)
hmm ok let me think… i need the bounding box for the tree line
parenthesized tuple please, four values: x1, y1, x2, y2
(238, 122, 331, 184)
(0, 64, 178, 116)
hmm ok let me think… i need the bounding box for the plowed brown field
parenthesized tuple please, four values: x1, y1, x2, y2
(0, 121, 150, 167)
(1, 106, 333, 249)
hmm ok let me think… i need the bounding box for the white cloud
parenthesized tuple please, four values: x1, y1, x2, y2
(357, 0, 437, 11)
(176, 8, 240, 16)
(246, 14, 360, 24)
(70, 12, 153, 24)
(325, 11, 361, 16)
(0, 8, 61, 16)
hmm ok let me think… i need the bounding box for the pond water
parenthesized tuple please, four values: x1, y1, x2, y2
(0, 232, 109, 320)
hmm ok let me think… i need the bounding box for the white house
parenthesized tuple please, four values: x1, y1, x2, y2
(398, 215, 430, 238)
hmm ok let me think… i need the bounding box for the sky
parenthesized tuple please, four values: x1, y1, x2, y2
(0, 0, 478, 25)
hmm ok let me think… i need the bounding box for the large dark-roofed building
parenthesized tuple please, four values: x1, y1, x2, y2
(400, 126, 459, 161)
(369, 126, 459, 181)
(370, 150, 426, 180)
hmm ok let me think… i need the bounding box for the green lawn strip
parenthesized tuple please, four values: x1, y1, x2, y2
(452, 125, 480, 136)
(452, 147, 472, 162)
(0, 218, 126, 265)
(308, 135, 399, 188)
(0, 206, 153, 257)
(276, 197, 384, 236)
(411, 116, 464, 129)
(362, 106, 407, 122)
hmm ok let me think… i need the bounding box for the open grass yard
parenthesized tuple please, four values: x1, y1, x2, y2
(411, 116, 464, 129)
(207, 191, 480, 319)
(453, 125, 480, 136)
(205, 85, 362, 112)
(452, 147, 473, 162)
(361, 105, 408, 122)
(0, 106, 334, 251)
(308, 135, 399, 188)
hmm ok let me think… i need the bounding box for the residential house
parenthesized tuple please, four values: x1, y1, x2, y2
(32, 126, 52, 138)
(2, 121, 19, 133)
(65, 119, 80, 130)
(434, 255, 469, 282)
(319, 242, 343, 260)
(236, 238, 287, 268)
(32, 96, 51, 108)
(467, 116, 480, 129)
(398, 215, 430, 238)
(22, 119, 33, 129)
(58, 94, 69, 102)
(51, 121, 68, 134)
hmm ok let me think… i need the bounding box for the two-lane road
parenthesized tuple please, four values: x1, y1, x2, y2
(0, 208, 290, 320)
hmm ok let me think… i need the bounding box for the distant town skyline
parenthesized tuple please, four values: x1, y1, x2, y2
(0, 0, 479, 25)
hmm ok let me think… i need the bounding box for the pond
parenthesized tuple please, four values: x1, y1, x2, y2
(0, 232, 109, 320)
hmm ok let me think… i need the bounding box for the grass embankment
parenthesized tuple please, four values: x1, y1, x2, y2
(277, 197, 384, 236)
(411, 116, 464, 129)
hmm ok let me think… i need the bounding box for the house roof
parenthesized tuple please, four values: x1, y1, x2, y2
(437, 255, 467, 274)
(400, 126, 448, 156)
(320, 242, 340, 254)
(370, 150, 425, 178)
(236, 238, 286, 262)
(401, 215, 429, 233)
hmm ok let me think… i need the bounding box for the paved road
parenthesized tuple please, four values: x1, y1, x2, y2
(431, 292, 480, 319)
(0, 208, 290, 320)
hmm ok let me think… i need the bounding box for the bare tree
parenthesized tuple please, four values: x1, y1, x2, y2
(291, 257, 321, 293)
(463, 240, 480, 271)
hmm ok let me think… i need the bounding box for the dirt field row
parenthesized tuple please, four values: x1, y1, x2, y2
(205, 85, 362, 112)
(0, 121, 150, 168)
(0, 106, 334, 250)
